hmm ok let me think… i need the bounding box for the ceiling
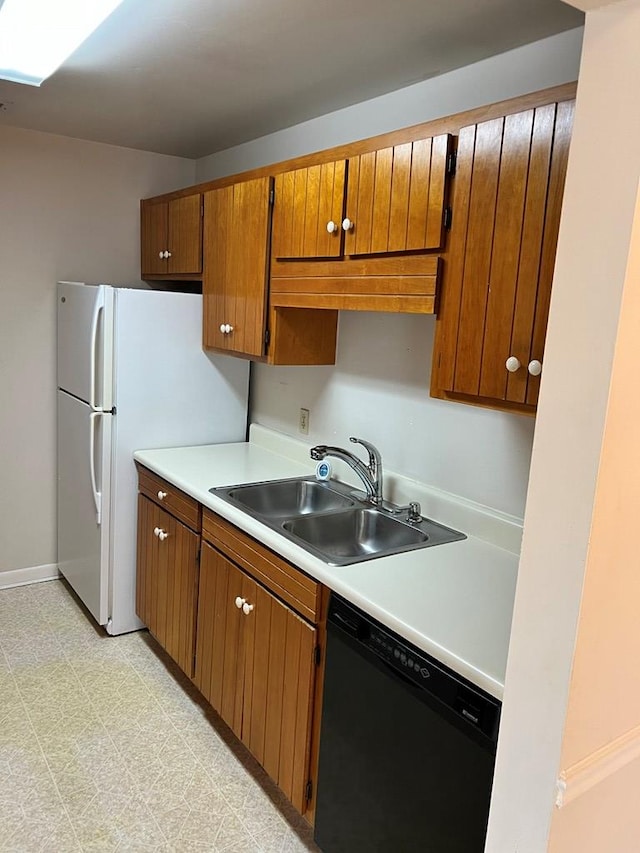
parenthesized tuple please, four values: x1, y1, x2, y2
(0, 0, 583, 159)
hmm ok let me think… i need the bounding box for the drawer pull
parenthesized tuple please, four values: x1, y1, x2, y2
(158, 529, 169, 541)
(242, 602, 254, 615)
(153, 526, 161, 537)
(235, 596, 246, 609)
(157, 490, 167, 500)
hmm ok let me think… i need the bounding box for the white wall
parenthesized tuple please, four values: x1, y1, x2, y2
(196, 28, 583, 181)
(196, 28, 584, 517)
(0, 126, 195, 578)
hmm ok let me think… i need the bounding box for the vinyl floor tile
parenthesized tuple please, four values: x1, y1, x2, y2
(0, 580, 319, 852)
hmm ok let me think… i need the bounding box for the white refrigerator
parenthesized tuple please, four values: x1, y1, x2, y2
(57, 282, 249, 635)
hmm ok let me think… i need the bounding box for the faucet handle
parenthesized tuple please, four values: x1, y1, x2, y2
(349, 437, 382, 470)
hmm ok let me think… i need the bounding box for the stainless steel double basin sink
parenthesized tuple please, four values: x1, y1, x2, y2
(210, 477, 465, 566)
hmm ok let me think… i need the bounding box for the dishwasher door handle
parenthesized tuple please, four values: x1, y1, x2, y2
(331, 611, 363, 638)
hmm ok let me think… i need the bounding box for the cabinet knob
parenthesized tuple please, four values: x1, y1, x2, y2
(166, 251, 172, 258)
(158, 529, 168, 541)
(505, 356, 521, 373)
(235, 596, 246, 609)
(158, 251, 164, 259)
(219, 323, 234, 335)
(153, 526, 160, 537)
(326, 220, 338, 234)
(242, 602, 254, 615)
(219, 323, 226, 333)
(342, 217, 354, 231)
(157, 490, 167, 500)
(528, 359, 542, 376)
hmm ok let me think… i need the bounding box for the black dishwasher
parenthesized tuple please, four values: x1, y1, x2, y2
(314, 595, 501, 853)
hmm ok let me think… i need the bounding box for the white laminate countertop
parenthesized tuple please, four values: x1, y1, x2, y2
(134, 438, 519, 700)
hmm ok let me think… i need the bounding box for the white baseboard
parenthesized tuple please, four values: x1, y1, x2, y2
(555, 723, 640, 808)
(0, 563, 61, 590)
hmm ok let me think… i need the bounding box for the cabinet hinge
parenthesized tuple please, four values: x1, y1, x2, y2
(305, 780, 313, 802)
(314, 645, 321, 666)
(443, 206, 453, 230)
(446, 151, 457, 176)
(264, 328, 271, 348)
(269, 187, 275, 205)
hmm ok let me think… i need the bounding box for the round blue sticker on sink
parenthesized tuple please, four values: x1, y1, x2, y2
(315, 461, 331, 480)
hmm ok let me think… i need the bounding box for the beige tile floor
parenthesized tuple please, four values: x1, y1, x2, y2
(0, 579, 319, 852)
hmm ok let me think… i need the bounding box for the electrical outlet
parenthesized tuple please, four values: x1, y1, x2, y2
(299, 408, 310, 435)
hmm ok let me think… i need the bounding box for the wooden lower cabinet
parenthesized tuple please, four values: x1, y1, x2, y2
(195, 542, 317, 814)
(135, 493, 199, 677)
(135, 469, 325, 820)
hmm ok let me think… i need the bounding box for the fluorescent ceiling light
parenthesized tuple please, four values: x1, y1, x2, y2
(0, 0, 126, 86)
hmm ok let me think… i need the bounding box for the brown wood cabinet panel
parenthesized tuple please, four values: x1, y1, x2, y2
(203, 177, 272, 358)
(270, 255, 440, 314)
(135, 494, 198, 677)
(141, 202, 168, 275)
(452, 118, 503, 395)
(194, 543, 244, 735)
(237, 568, 316, 813)
(202, 511, 320, 622)
(478, 109, 536, 400)
(431, 97, 574, 412)
(272, 162, 346, 259)
(506, 104, 556, 404)
(268, 307, 338, 366)
(136, 463, 200, 531)
(526, 99, 574, 407)
(194, 538, 317, 814)
(167, 194, 203, 275)
(344, 134, 451, 256)
(141, 194, 202, 278)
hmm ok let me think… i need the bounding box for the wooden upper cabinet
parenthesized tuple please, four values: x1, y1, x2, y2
(431, 98, 574, 412)
(271, 136, 451, 261)
(272, 162, 346, 260)
(141, 201, 168, 275)
(141, 193, 203, 278)
(202, 176, 273, 358)
(345, 135, 451, 255)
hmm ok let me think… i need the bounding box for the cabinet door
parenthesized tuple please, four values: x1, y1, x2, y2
(135, 494, 199, 677)
(344, 135, 451, 255)
(141, 201, 168, 275)
(272, 161, 346, 259)
(203, 177, 272, 357)
(241, 575, 317, 813)
(167, 194, 203, 275)
(194, 543, 246, 737)
(435, 100, 574, 407)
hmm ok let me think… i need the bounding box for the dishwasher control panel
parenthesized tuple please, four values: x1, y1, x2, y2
(329, 594, 501, 742)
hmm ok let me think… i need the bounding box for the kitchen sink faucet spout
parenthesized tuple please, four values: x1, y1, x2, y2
(310, 437, 383, 505)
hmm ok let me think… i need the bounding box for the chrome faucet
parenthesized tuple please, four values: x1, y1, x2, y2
(310, 437, 383, 505)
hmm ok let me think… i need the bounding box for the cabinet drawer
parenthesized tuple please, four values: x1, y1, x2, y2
(202, 510, 320, 623)
(136, 464, 200, 532)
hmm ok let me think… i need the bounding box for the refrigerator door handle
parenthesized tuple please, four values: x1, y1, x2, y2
(89, 411, 102, 525)
(90, 288, 105, 412)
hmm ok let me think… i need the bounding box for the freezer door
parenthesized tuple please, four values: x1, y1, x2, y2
(57, 282, 114, 409)
(57, 389, 112, 625)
